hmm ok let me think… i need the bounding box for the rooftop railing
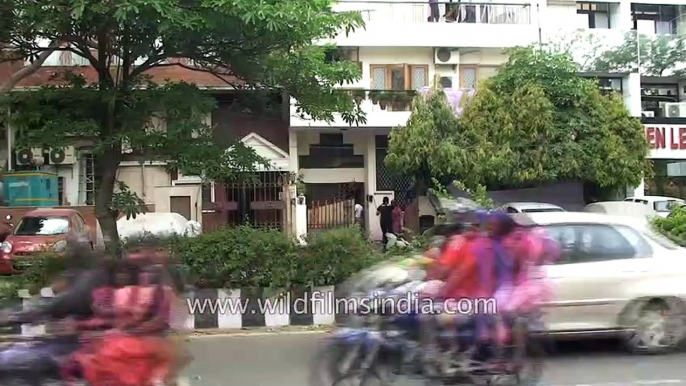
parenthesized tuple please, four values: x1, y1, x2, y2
(335, 1, 531, 25)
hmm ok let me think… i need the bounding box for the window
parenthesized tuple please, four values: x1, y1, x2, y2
(636, 199, 648, 204)
(75, 214, 87, 232)
(58, 176, 65, 205)
(370, 65, 428, 90)
(506, 207, 519, 214)
(79, 152, 95, 205)
(201, 183, 214, 210)
(654, 200, 681, 212)
(460, 67, 477, 89)
(544, 224, 637, 264)
(632, 4, 678, 35)
(15, 216, 69, 236)
(576, 2, 610, 29)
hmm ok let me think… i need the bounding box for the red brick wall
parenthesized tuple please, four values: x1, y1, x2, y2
(0, 205, 154, 240)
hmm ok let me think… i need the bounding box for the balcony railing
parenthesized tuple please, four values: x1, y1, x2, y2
(335, 1, 531, 25)
(343, 89, 417, 112)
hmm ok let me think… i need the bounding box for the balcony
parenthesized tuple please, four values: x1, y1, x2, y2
(290, 89, 416, 128)
(330, 1, 536, 48)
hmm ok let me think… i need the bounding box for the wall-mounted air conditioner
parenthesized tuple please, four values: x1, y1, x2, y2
(665, 102, 686, 118)
(48, 146, 75, 165)
(434, 48, 459, 65)
(15, 148, 45, 166)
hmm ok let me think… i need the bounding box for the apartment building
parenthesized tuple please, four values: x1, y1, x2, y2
(289, 0, 686, 239)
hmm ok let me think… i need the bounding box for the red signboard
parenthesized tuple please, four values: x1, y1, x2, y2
(645, 126, 686, 150)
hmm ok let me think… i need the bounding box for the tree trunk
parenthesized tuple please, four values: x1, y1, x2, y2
(94, 146, 122, 257)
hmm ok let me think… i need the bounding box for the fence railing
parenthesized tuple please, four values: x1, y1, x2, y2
(335, 1, 531, 25)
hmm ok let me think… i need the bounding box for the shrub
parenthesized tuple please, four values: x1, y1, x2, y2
(172, 225, 300, 289)
(299, 226, 382, 287)
(0, 225, 385, 299)
(653, 206, 686, 246)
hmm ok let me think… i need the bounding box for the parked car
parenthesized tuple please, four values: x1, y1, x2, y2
(624, 195, 685, 218)
(583, 201, 658, 223)
(522, 212, 686, 354)
(0, 208, 93, 273)
(501, 202, 565, 213)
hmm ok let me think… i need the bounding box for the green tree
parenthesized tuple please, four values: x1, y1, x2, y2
(591, 32, 686, 76)
(1, 0, 365, 252)
(386, 46, 650, 196)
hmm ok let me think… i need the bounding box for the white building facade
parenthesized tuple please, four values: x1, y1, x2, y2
(290, 0, 686, 239)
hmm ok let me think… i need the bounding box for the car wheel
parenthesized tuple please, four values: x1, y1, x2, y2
(624, 298, 686, 355)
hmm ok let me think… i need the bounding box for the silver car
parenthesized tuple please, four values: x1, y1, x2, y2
(528, 212, 686, 354)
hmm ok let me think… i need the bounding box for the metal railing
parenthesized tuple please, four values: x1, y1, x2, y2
(341, 89, 418, 112)
(335, 1, 531, 25)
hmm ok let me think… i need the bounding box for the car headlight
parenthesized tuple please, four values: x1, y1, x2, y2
(52, 240, 67, 252)
(1, 242, 12, 254)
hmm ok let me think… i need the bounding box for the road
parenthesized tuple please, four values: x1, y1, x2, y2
(185, 333, 686, 386)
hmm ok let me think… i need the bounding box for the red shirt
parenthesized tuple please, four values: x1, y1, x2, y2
(438, 235, 479, 299)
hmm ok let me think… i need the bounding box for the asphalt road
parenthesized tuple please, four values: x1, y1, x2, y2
(185, 333, 686, 386)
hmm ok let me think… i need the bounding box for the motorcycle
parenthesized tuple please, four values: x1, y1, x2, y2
(309, 278, 547, 386)
(0, 314, 81, 386)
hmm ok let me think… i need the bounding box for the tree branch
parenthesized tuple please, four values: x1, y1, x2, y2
(1, 40, 59, 93)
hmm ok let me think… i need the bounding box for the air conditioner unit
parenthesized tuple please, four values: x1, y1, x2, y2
(434, 48, 459, 65)
(642, 111, 655, 118)
(438, 76, 458, 89)
(15, 148, 45, 166)
(48, 146, 75, 165)
(665, 102, 686, 118)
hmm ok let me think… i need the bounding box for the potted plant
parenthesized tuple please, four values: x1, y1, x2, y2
(368, 90, 382, 105)
(378, 91, 392, 110)
(351, 89, 366, 104)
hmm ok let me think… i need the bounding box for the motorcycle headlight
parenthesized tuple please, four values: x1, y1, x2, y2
(52, 240, 67, 252)
(1, 242, 12, 254)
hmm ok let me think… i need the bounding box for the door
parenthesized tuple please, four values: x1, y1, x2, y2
(543, 223, 651, 332)
(170, 196, 192, 221)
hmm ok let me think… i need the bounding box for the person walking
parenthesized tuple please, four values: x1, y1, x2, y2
(376, 197, 393, 245)
(354, 202, 364, 229)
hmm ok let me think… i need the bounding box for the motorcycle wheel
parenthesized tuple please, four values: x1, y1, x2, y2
(308, 339, 393, 386)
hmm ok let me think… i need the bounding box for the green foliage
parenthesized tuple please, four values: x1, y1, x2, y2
(384, 88, 464, 190)
(653, 206, 686, 246)
(0, 254, 69, 298)
(171, 225, 381, 291)
(388, 46, 650, 192)
(591, 32, 686, 76)
(3, 0, 366, 247)
(299, 226, 381, 287)
(111, 181, 147, 220)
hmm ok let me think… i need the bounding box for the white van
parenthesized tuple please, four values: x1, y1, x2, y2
(623, 195, 685, 218)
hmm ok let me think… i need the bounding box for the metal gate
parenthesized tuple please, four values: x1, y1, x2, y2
(307, 182, 361, 231)
(224, 172, 288, 230)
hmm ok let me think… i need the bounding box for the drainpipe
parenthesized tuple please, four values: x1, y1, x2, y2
(140, 161, 146, 199)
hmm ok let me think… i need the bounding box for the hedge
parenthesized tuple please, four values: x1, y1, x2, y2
(653, 205, 686, 246)
(0, 225, 386, 299)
